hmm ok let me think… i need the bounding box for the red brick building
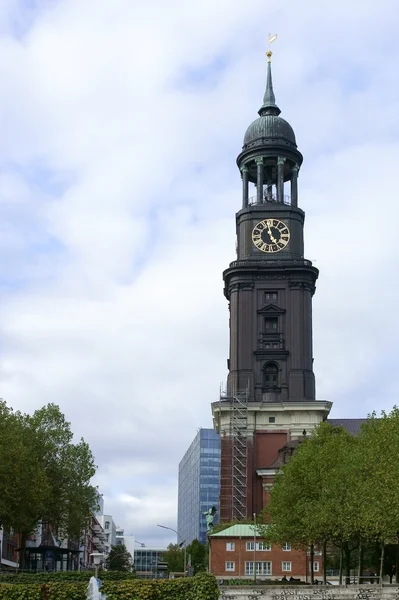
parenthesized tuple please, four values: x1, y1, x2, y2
(209, 524, 321, 581)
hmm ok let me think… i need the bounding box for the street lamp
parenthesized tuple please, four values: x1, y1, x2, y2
(89, 552, 105, 579)
(157, 524, 187, 576)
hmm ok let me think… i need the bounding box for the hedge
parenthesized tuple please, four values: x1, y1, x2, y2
(0, 571, 137, 584)
(0, 573, 219, 600)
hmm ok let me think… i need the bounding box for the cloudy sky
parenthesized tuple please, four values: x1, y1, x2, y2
(1, 0, 399, 547)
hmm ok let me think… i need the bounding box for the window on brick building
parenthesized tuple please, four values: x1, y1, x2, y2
(282, 543, 291, 551)
(245, 561, 272, 576)
(226, 542, 235, 551)
(310, 561, 319, 572)
(258, 542, 271, 551)
(246, 542, 271, 551)
(225, 561, 235, 572)
(282, 561, 292, 572)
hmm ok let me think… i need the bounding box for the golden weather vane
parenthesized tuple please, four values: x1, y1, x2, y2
(266, 33, 278, 62)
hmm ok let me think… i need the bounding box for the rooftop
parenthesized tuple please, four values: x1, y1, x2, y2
(209, 524, 265, 538)
(327, 418, 367, 435)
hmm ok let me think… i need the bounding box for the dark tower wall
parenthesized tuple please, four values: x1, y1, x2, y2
(213, 53, 330, 523)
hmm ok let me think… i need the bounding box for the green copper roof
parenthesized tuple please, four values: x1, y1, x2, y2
(241, 58, 297, 150)
(243, 114, 296, 148)
(258, 61, 281, 117)
(210, 524, 267, 537)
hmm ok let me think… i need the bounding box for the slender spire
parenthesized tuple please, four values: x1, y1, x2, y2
(258, 35, 281, 117)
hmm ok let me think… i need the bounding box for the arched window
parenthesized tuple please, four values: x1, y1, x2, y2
(263, 362, 279, 389)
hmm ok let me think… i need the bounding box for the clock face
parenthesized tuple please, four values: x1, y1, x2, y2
(252, 219, 290, 253)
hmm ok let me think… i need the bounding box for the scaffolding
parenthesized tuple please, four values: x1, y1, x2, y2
(219, 384, 249, 521)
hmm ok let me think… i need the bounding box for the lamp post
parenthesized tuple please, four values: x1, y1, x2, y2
(89, 552, 105, 579)
(157, 524, 187, 576)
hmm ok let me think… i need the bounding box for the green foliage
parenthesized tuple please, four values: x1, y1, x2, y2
(260, 423, 357, 550)
(105, 544, 133, 571)
(259, 411, 399, 582)
(26, 403, 98, 542)
(163, 543, 184, 572)
(0, 400, 97, 557)
(186, 539, 207, 574)
(0, 584, 42, 600)
(0, 574, 219, 600)
(0, 400, 48, 536)
(0, 571, 137, 584)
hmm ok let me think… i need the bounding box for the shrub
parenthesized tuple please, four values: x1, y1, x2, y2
(0, 573, 219, 600)
(0, 571, 136, 584)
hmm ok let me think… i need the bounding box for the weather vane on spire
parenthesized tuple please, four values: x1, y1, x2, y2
(266, 33, 278, 62)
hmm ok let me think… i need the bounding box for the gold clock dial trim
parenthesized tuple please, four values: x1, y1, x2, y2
(252, 219, 290, 253)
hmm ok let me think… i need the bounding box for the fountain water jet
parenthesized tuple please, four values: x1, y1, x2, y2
(87, 576, 107, 600)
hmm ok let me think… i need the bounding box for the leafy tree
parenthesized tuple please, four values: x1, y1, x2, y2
(0, 401, 48, 537)
(26, 404, 98, 542)
(0, 400, 98, 567)
(259, 423, 360, 583)
(356, 408, 399, 580)
(105, 544, 133, 571)
(259, 411, 399, 584)
(186, 539, 207, 574)
(163, 543, 184, 572)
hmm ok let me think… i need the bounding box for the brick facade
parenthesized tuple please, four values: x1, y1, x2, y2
(209, 526, 323, 581)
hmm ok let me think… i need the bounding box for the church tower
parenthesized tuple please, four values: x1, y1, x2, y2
(212, 49, 332, 522)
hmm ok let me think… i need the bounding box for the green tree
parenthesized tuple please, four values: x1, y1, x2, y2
(105, 544, 133, 571)
(356, 408, 399, 580)
(0, 401, 98, 567)
(186, 539, 207, 574)
(163, 543, 184, 572)
(27, 404, 98, 542)
(259, 423, 359, 583)
(0, 401, 49, 537)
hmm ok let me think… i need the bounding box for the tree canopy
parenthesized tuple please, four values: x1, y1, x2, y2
(259, 408, 399, 582)
(0, 401, 98, 547)
(163, 543, 185, 573)
(105, 544, 133, 571)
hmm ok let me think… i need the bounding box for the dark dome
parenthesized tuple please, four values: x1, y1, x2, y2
(243, 114, 296, 149)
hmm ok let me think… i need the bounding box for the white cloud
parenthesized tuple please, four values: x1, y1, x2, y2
(0, 0, 399, 545)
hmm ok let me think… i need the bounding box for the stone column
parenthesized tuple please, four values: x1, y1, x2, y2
(241, 165, 249, 208)
(291, 164, 299, 207)
(277, 156, 286, 203)
(255, 157, 264, 204)
(265, 166, 273, 202)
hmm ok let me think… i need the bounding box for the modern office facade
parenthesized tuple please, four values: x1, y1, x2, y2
(178, 428, 220, 545)
(134, 547, 167, 578)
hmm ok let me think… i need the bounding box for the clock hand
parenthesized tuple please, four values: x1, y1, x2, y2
(266, 224, 278, 244)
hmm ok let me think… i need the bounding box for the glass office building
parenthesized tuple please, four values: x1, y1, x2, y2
(178, 428, 220, 545)
(134, 548, 167, 578)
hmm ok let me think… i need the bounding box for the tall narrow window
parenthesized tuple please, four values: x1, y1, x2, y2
(263, 363, 279, 389)
(264, 317, 278, 331)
